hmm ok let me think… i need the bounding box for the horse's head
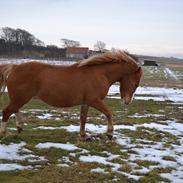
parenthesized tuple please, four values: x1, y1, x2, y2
(120, 66, 143, 105)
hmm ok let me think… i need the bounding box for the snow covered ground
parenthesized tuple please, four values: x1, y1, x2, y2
(143, 65, 183, 81)
(33, 121, 183, 182)
(0, 142, 46, 171)
(108, 85, 183, 103)
(0, 100, 182, 182)
(0, 58, 75, 65)
(0, 59, 183, 182)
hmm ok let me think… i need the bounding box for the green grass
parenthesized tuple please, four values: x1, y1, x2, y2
(0, 92, 182, 183)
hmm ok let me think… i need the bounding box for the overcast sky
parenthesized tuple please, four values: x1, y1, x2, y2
(0, 0, 183, 58)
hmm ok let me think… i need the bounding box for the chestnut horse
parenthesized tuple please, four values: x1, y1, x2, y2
(0, 51, 142, 139)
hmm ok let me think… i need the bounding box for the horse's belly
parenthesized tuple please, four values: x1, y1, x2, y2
(37, 88, 82, 107)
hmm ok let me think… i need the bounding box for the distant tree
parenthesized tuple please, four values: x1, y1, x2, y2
(15, 28, 44, 46)
(33, 38, 44, 47)
(0, 27, 16, 42)
(47, 45, 59, 49)
(0, 27, 44, 46)
(61, 38, 80, 48)
(0, 38, 5, 44)
(94, 41, 106, 52)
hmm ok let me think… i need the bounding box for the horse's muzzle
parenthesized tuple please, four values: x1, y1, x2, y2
(123, 96, 133, 105)
(124, 101, 130, 105)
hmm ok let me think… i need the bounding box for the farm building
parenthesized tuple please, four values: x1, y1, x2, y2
(65, 47, 89, 59)
(143, 60, 158, 66)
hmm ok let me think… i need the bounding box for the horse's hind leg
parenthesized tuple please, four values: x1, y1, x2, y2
(15, 112, 25, 133)
(0, 103, 19, 135)
(80, 105, 89, 139)
(0, 101, 26, 135)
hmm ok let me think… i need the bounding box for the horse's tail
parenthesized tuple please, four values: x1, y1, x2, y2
(0, 64, 15, 97)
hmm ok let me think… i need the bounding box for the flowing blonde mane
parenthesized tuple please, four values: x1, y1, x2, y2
(78, 51, 138, 67)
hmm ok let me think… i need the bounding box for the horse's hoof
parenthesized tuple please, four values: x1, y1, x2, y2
(17, 127, 23, 133)
(0, 130, 6, 136)
(107, 134, 113, 140)
(0, 131, 15, 137)
(85, 135, 92, 141)
(6, 131, 16, 137)
(80, 135, 92, 141)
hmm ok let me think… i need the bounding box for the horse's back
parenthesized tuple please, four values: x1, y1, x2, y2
(6, 62, 110, 107)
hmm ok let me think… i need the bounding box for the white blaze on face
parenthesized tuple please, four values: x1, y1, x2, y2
(131, 92, 135, 101)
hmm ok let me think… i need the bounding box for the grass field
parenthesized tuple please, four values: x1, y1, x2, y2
(0, 94, 183, 183)
(0, 62, 183, 183)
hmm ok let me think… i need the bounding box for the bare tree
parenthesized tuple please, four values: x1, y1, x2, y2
(0, 27, 44, 46)
(47, 45, 59, 49)
(94, 41, 106, 52)
(15, 28, 44, 46)
(0, 27, 16, 42)
(61, 38, 80, 48)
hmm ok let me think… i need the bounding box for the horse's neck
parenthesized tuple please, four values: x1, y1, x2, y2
(104, 64, 125, 85)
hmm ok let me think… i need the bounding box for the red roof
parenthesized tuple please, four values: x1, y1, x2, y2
(66, 47, 89, 54)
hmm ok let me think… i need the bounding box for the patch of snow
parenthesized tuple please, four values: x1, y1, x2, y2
(108, 84, 120, 95)
(129, 146, 177, 167)
(60, 124, 106, 134)
(79, 154, 121, 172)
(35, 121, 183, 136)
(35, 126, 61, 130)
(108, 85, 183, 103)
(91, 167, 107, 174)
(35, 142, 79, 151)
(0, 58, 75, 65)
(57, 163, 69, 167)
(122, 172, 142, 181)
(128, 113, 164, 118)
(34, 120, 183, 182)
(164, 67, 178, 80)
(134, 96, 166, 101)
(116, 136, 136, 148)
(61, 156, 73, 164)
(161, 171, 183, 183)
(59, 124, 137, 134)
(37, 113, 53, 119)
(0, 142, 38, 160)
(0, 142, 46, 171)
(0, 163, 32, 171)
(114, 126, 183, 182)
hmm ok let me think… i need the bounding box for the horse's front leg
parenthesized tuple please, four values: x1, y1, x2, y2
(91, 100, 113, 140)
(80, 105, 89, 139)
(15, 112, 25, 133)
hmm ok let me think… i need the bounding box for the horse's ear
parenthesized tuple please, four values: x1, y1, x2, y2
(136, 66, 142, 74)
(137, 66, 141, 71)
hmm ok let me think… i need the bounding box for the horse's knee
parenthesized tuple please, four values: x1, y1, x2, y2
(2, 109, 11, 122)
(106, 112, 113, 121)
(80, 114, 86, 122)
(3, 104, 19, 122)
